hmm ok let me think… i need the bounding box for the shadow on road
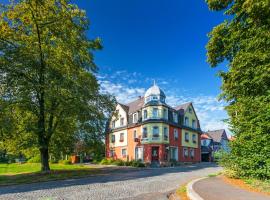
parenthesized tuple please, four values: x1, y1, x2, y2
(0, 163, 220, 195)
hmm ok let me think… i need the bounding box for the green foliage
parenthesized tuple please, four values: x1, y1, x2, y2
(99, 158, 145, 167)
(27, 156, 41, 163)
(0, 0, 116, 171)
(58, 160, 71, 165)
(206, 0, 270, 179)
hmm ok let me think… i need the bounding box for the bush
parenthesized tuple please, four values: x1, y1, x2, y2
(27, 155, 40, 163)
(58, 159, 71, 165)
(128, 160, 145, 167)
(100, 158, 114, 165)
(113, 159, 125, 166)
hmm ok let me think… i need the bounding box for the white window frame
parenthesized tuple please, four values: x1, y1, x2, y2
(152, 108, 158, 118)
(152, 126, 159, 137)
(111, 134, 115, 143)
(184, 117, 189, 126)
(134, 146, 144, 161)
(183, 147, 188, 157)
(112, 120, 115, 128)
(143, 109, 148, 120)
(120, 132, 124, 142)
(133, 113, 138, 123)
(143, 127, 148, 138)
(192, 119, 196, 128)
(185, 132, 189, 142)
(121, 148, 127, 157)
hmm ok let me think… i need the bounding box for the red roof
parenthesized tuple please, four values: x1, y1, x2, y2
(201, 134, 211, 139)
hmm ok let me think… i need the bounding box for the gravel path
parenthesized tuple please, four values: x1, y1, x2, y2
(0, 163, 222, 200)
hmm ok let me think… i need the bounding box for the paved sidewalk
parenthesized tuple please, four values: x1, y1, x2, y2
(193, 176, 270, 200)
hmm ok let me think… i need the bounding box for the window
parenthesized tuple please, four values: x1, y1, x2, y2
(120, 118, 124, 126)
(133, 113, 138, 123)
(160, 96, 165, 103)
(189, 107, 192, 113)
(185, 132, 189, 142)
(184, 117, 189, 126)
(143, 110, 148, 120)
(183, 148, 188, 157)
(173, 112, 178, 123)
(143, 127, 148, 138)
(174, 129, 178, 140)
(192, 120, 196, 129)
(153, 126, 159, 137)
(135, 147, 143, 161)
(163, 109, 167, 119)
(112, 121, 115, 128)
(122, 148, 127, 157)
(111, 134, 115, 143)
(152, 96, 158, 100)
(120, 133, 124, 142)
(133, 130, 137, 139)
(164, 127, 168, 140)
(153, 108, 158, 118)
(109, 150, 115, 157)
(202, 140, 207, 146)
(192, 134, 196, 143)
(190, 148, 195, 158)
(170, 147, 178, 161)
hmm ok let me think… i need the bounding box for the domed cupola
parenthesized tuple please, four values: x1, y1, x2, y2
(144, 81, 166, 104)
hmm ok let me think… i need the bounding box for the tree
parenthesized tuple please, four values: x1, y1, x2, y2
(206, 0, 270, 179)
(0, 0, 115, 171)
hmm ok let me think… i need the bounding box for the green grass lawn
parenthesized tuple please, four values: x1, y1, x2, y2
(0, 163, 101, 186)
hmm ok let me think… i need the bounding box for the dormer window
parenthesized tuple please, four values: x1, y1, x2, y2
(112, 121, 115, 128)
(120, 118, 124, 126)
(192, 120, 196, 129)
(173, 112, 178, 123)
(152, 96, 158, 100)
(133, 113, 138, 123)
(184, 117, 189, 126)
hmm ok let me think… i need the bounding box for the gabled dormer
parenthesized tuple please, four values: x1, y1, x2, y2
(175, 102, 200, 130)
(110, 103, 129, 129)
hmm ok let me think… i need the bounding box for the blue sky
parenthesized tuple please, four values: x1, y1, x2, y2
(75, 0, 231, 134)
(1, 0, 230, 134)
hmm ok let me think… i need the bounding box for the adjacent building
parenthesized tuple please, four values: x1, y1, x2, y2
(105, 83, 202, 166)
(200, 129, 230, 162)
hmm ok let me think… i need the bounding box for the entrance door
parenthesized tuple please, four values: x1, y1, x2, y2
(151, 147, 159, 161)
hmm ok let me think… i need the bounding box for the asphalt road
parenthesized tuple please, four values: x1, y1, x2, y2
(0, 163, 222, 200)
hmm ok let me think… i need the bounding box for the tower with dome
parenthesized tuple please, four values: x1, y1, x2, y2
(106, 82, 202, 166)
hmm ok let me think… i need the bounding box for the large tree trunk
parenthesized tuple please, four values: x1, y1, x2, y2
(40, 147, 50, 172)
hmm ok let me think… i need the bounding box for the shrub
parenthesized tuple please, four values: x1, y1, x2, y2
(128, 160, 145, 167)
(27, 155, 40, 163)
(100, 158, 114, 165)
(113, 159, 125, 166)
(58, 159, 71, 165)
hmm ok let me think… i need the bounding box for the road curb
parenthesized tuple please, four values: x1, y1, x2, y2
(187, 177, 207, 200)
